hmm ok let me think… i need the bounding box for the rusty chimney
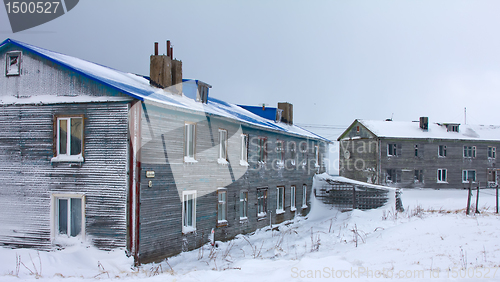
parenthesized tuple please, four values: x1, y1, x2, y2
(154, 42, 158, 56)
(167, 40, 171, 57)
(170, 46, 173, 59)
(419, 117, 429, 130)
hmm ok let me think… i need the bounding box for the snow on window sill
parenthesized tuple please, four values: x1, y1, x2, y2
(239, 217, 248, 222)
(437, 181, 448, 184)
(217, 220, 228, 227)
(275, 209, 285, 215)
(290, 207, 297, 212)
(301, 205, 308, 209)
(182, 226, 196, 234)
(52, 235, 84, 247)
(314, 164, 320, 168)
(217, 158, 229, 165)
(239, 160, 249, 166)
(257, 212, 266, 218)
(51, 155, 84, 163)
(184, 156, 198, 163)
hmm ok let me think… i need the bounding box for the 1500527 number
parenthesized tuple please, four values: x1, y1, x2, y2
(5, 2, 60, 14)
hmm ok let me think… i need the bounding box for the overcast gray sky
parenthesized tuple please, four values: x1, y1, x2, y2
(2, 0, 500, 140)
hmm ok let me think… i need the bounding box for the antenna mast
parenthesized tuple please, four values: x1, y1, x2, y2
(464, 107, 467, 125)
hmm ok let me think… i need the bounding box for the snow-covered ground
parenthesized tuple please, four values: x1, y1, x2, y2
(2, 182, 500, 281)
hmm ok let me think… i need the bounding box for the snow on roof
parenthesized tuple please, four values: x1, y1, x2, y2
(0, 39, 329, 141)
(356, 119, 500, 141)
(317, 173, 397, 191)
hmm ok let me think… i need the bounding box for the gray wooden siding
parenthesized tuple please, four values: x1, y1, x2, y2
(136, 104, 326, 263)
(0, 102, 130, 250)
(339, 124, 500, 189)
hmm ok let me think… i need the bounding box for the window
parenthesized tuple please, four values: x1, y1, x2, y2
(290, 185, 296, 211)
(257, 137, 267, 163)
(289, 141, 297, 166)
(302, 185, 308, 208)
(488, 169, 497, 186)
(276, 186, 284, 214)
(52, 116, 84, 162)
(314, 145, 320, 168)
(184, 123, 196, 162)
(6, 51, 21, 76)
(218, 129, 228, 163)
(488, 147, 496, 159)
(463, 146, 476, 158)
(240, 134, 249, 165)
(414, 169, 423, 183)
(462, 170, 476, 183)
(447, 124, 459, 132)
(387, 144, 398, 156)
(257, 188, 267, 217)
(386, 169, 401, 183)
(217, 189, 227, 225)
(52, 194, 85, 239)
(438, 145, 447, 157)
(182, 191, 196, 233)
(276, 140, 284, 167)
(240, 190, 248, 220)
(437, 169, 447, 183)
(300, 141, 307, 166)
(414, 145, 419, 157)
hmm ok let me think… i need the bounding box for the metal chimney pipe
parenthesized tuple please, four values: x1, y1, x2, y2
(167, 40, 171, 57)
(170, 47, 173, 59)
(154, 42, 158, 56)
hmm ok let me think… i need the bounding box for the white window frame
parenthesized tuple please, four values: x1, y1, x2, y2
(290, 185, 296, 211)
(314, 144, 320, 168)
(276, 140, 284, 167)
(437, 169, 447, 183)
(488, 146, 496, 159)
(6, 51, 21, 76)
(51, 116, 84, 163)
(387, 144, 397, 156)
(218, 129, 228, 164)
(51, 193, 85, 241)
(438, 145, 447, 157)
(182, 191, 197, 233)
(240, 134, 249, 166)
(184, 122, 197, 163)
(239, 190, 248, 220)
(217, 188, 227, 225)
(462, 170, 476, 183)
(302, 185, 308, 209)
(289, 141, 297, 166)
(276, 186, 285, 214)
(257, 188, 267, 217)
(463, 146, 476, 158)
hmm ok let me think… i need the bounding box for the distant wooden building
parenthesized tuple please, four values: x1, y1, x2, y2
(0, 39, 329, 264)
(338, 118, 500, 189)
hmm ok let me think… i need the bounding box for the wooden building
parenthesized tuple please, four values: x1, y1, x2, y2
(338, 118, 500, 189)
(0, 39, 329, 264)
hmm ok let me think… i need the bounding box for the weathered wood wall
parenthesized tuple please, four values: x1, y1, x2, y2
(0, 46, 131, 250)
(136, 103, 327, 263)
(0, 102, 130, 249)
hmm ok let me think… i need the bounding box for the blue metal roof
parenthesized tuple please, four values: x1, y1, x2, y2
(0, 38, 330, 142)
